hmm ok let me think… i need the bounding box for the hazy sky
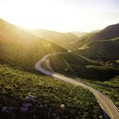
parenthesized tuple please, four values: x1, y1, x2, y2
(0, 0, 119, 32)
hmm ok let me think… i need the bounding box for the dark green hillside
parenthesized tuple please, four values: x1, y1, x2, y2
(72, 32, 97, 49)
(95, 23, 119, 40)
(84, 76, 119, 108)
(47, 50, 119, 106)
(0, 64, 103, 119)
(78, 37, 119, 61)
(48, 52, 119, 80)
(29, 29, 80, 50)
(43, 22, 119, 80)
(0, 19, 66, 71)
(73, 23, 119, 49)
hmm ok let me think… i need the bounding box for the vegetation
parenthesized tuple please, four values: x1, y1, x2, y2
(81, 77, 119, 108)
(78, 37, 119, 61)
(1, 18, 119, 118)
(48, 52, 119, 80)
(46, 24, 119, 81)
(0, 64, 103, 119)
(0, 19, 66, 72)
(72, 22, 119, 50)
(29, 29, 80, 50)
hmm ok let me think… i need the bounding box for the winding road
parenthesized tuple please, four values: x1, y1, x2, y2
(35, 53, 119, 119)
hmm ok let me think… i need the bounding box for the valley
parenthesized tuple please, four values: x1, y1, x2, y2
(0, 19, 119, 119)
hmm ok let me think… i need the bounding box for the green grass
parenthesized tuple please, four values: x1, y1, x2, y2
(0, 37, 65, 72)
(82, 77, 119, 108)
(0, 19, 66, 72)
(48, 52, 119, 80)
(0, 64, 103, 119)
(78, 37, 119, 61)
(1, 19, 118, 118)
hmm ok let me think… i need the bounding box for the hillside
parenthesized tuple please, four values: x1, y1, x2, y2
(78, 37, 119, 61)
(71, 31, 87, 38)
(46, 51, 119, 107)
(0, 64, 103, 119)
(32, 23, 119, 80)
(0, 19, 118, 118)
(48, 52, 119, 80)
(29, 29, 80, 50)
(94, 23, 119, 40)
(0, 19, 66, 71)
(41, 23, 119, 108)
(73, 23, 119, 49)
(0, 19, 105, 118)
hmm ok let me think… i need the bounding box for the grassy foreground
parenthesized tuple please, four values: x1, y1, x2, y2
(0, 64, 103, 119)
(82, 77, 119, 108)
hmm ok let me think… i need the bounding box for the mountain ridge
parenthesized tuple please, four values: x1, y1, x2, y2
(0, 19, 66, 71)
(28, 28, 80, 50)
(73, 22, 119, 49)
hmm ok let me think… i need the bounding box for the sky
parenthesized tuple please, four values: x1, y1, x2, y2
(0, 0, 119, 32)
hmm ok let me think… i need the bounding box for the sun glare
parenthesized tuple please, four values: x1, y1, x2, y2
(0, 0, 90, 32)
(1, 0, 116, 32)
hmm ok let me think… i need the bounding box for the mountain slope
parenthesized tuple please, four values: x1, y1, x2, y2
(0, 19, 66, 71)
(48, 23, 119, 80)
(73, 23, 119, 49)
(0, 64, 103, 119)
(48, 52, 119, 80)
(29, 29, 80, 50)
(35, 23, 119, 80)
(95, 23, 119, 40)
(78, 37, 119, 61)
(71, 31, 87, 38)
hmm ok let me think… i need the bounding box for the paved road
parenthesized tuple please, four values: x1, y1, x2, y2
(35, 53, 119, 119)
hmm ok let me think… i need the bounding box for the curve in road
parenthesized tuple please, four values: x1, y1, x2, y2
(35, 53, 119, 119)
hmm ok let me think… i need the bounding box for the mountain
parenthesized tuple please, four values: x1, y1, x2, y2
(71, 31, 87, 38)
(28, 29, 80, 50)
(74, 23, 119, 79)
(94, 23, 119, 40)
(73, 23, 119, 49)
(0, 19, 103, 119)
(78, 37, 119, 61)
(0, 19, 66, 71)
(46, 23, 119, 80)
(76, 23, 119, 60)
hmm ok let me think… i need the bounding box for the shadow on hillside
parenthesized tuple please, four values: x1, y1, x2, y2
(65, 70, 119, 81)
